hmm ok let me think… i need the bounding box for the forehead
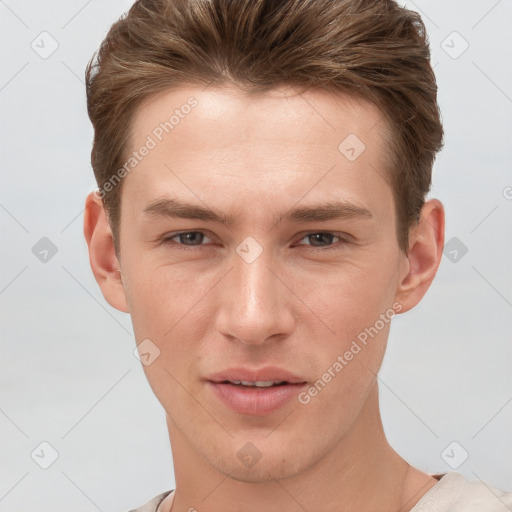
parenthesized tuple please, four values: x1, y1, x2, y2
(131, 82, 388, 150)
(124, 83, 393, 214)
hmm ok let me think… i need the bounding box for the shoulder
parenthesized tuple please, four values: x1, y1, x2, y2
(413, 473, 512, 512)
(127, 490, 174, 512)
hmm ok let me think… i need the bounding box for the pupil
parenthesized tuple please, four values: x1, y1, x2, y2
(181, 232, 203, 245)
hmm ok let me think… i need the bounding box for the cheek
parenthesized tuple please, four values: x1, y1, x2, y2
(125, 265, 207, 409)
(124, 263, 216, 399)
(296, 259, 398, 339)
(293, 257, 398, 403)
(123, 259, 208, 337)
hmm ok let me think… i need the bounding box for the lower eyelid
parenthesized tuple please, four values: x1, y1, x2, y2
(161, 231, 349, 248)
(295, 233, 345, 246)
(161, 231, 212, 245)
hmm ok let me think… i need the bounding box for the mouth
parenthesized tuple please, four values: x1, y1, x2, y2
(219, 379, 290, 388)
(206, 378, 308, 416)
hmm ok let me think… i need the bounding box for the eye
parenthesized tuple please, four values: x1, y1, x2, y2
(295, 232, 347, 248)
(162, 231, 213, 247)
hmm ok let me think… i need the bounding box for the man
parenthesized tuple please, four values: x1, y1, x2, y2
(83, 0, 512, 511)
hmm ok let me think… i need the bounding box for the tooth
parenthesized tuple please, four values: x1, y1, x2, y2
(224, 380, 288, 387)
(236, 380, 285, 387)
(256, 381, 274, 387)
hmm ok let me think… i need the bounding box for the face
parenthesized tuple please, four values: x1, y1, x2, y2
(94, 83, 429, 482)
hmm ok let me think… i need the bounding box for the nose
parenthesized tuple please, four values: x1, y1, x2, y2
(214, 247, 296, 346)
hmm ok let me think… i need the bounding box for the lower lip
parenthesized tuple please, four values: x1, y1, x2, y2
(207, 381, 307, 416)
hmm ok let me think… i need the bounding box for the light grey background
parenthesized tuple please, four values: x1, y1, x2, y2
(1, 0, 511, 510)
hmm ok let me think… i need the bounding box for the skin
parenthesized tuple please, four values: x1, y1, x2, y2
(84, 83, 445, 512)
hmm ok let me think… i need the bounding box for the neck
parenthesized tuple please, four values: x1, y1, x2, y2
(165, 383, 437, 512)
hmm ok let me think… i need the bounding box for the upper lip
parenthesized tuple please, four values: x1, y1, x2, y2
(207, 366, 307, 384)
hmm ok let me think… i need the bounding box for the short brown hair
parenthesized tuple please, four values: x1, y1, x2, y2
(86, 0, 443, 256)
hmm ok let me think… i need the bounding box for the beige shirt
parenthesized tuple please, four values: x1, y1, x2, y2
(128, 472, 512, 512)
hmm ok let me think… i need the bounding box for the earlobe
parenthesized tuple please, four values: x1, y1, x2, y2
(83, 190, 129, 313)
(394, 199, 445, 313)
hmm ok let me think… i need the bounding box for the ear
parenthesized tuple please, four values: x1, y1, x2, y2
(394, 199, 445, 313)
(83, 190, 129, 313)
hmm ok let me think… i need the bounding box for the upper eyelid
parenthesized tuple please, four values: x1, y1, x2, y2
(164, 230, 215, 241)
(294, 232, 345, 244)
(163, 230, 350, 244)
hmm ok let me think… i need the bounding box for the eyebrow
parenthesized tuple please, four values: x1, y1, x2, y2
(143, 197, 373, 229)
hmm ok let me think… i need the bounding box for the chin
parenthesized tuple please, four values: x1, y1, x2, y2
(206, 439, 313, 483)
(218, 458, 306, 484)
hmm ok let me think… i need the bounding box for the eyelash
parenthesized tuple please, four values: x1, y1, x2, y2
(160, 231, 351, 251)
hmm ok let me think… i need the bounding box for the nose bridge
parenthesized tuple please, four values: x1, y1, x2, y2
(216, 242, 294, 345)
(237, 251, 273, 312)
